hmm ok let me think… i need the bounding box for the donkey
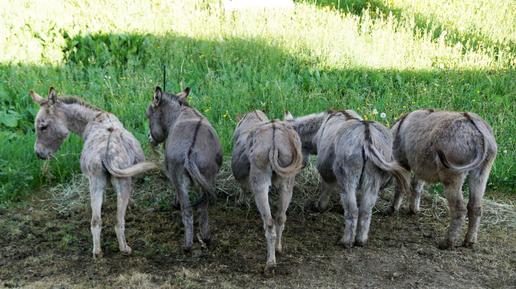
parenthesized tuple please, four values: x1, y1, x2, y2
(146, 86, 223, 251)
(31, 87, 157, 258)
(309, 110, 411, 247)
(388, 109, 497, 249)
(231, 110, 303, 273)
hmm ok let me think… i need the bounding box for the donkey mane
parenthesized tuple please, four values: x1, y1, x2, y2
(59, 96, 103, 112)
(162, 91, 190, 107)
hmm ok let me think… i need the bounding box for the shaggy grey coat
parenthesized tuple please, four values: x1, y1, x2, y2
(313, 110, 410, 247)
(389, 109, 497, 248)
(231, 110, 303, 273)
(31, 87, 157, 258)
(146, 86, 223, 251)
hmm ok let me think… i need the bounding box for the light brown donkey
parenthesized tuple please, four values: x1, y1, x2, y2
(31, 87, 157, 258)
(232, 110, 303, 274)
(389, 109, 497, 249)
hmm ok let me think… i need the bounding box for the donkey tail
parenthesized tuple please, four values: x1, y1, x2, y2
(437, 113, 492, 172)
(102, 159, 158, 178)
(269, 126, 303, 178)
(184, 154, 214, 199)
(364, 142, 411, 196)
(101, 128, 158, 178)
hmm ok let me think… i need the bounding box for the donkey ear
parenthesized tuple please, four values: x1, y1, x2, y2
(48, 87, 58, 105)
(153, 86, 163, 106)
(30, 90, 46, 105)
(284, 110, 294, 120)
(177, 87, 190, 100)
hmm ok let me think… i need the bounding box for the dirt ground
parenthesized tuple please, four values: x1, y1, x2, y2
(1, 167, 515, 289)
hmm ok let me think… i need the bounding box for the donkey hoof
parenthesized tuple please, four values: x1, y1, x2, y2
(275, 246, 283, 255)
(437, 239, 454, 250)
(310, 200, 328, 213)
(183, 245, 192, 253)
(263, 264, 276, 277)
(120, 245, 132, 255)
(92, 250, 103, 259)
(383, 206, 396, 216)
(338, 239, 353, 249)
(462, 240, 475, 248)
(354, 239, 367, 247)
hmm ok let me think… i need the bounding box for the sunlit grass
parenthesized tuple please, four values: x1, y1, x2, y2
(0, 0, 514, 201)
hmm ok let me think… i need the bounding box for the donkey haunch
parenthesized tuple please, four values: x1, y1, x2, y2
(389, 109, 497, 249)
(146, 86, 223, 251)
(31, 87, 157, 258)
(232, 110, 303, 274)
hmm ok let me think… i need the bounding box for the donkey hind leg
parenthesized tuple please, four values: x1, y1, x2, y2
(197, 192, 211, 244)
(338, 178, 360, 248)
(439, 174, 467, 249)
(355, 179, 381, 246)
(89, 174, 107, 258)
(275, 176, 294, 254)
(250, 166, 275, 272)
(409, 178, 425, 214)
(315, 180, 334, 212)
(111, 177, 132, 255)
(174, 173, 194, 251)
(388, 178, 406, 214)
(464, 158, 495, 247)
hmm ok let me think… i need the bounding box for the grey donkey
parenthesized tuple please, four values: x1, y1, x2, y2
(31, 87, 158, 258)
(231, 110, 303, 273)
(309, 110, 410, 247)
(389, 109, 497, 249)
(146, 86, 223, 251)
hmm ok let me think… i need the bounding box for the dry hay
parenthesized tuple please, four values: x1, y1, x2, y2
(41, 159, 516, 229)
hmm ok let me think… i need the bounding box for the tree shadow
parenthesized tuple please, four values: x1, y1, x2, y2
(303, 0, 515, 60)
(0, 31, 514, 202)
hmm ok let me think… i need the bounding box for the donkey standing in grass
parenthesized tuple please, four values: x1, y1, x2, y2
(388, 109, 497, 249)
(232, 110, 303, 273)
(314, 111, 410, 247)
(31, 87, 157, 258)
(146, 86, 222, 251)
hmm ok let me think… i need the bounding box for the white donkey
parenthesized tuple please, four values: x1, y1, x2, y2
(31, 87, 157, 258)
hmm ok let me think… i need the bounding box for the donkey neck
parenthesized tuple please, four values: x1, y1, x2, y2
(58, 102, 103, 138)
(161, 104, 203, 136)
(290, 112, 328, 145)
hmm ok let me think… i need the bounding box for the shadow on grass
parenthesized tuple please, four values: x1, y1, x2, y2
(0, 32, 514, 202)
(303, 0, 515, 60)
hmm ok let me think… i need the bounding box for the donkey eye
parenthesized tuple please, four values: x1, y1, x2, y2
(40, 125, 48, 131)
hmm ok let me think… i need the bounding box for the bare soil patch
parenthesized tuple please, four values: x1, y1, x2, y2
(1, 165, 515, 288)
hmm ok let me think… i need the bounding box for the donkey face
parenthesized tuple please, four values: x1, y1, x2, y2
(145, 86, 190, 145)
(30, 88, 70, 159)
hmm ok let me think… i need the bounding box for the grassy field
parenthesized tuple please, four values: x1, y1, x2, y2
(0, 0, 514, 202)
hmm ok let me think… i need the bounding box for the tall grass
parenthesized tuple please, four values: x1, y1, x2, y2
(0, 0, 514, 202)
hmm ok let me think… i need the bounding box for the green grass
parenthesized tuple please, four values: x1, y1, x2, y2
(0, 0, 514, 202)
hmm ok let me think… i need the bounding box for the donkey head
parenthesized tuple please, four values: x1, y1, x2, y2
(145, 86, 190, 145)
(30, 87, 70, 159)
